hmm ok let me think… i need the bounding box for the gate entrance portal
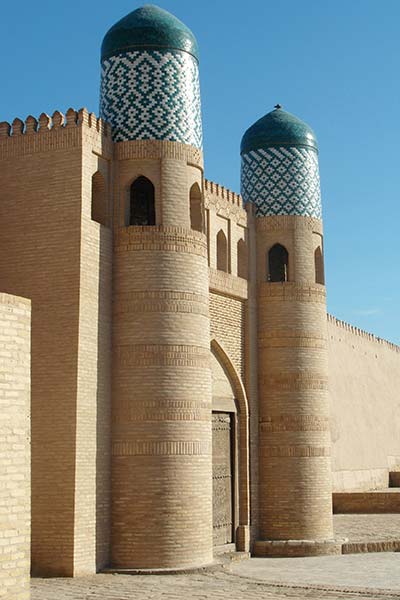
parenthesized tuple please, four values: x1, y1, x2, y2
(212, 412, 233, 545)
(211, 350, 237, 546)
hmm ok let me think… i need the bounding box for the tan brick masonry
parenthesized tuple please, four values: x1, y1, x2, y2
(0, 293, 30, 600)
(111, 143, 213, 569)
(255, 215, 334, 552)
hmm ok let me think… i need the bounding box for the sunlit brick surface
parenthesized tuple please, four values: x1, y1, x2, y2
(0, 293, 30, 600)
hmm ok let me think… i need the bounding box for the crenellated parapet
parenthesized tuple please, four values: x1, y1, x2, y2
(204, 179, 247, 226)
(0, 108, 112, 137)
(204, 179, 242, 207)
(327, 314, 400, 354)
(0, 108, 113, 158)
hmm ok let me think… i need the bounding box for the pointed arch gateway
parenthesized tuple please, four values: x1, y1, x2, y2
(210, 339, 250, 551)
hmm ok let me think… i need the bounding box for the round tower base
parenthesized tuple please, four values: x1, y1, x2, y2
(103, 561, 219, 576)
(253, 538, 346, 558)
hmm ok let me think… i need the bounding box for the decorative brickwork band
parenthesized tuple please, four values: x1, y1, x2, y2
(258, 282, 326, 303)
(241, 146, 321, 218)
(113, 407, 211, 423)
(116, 344, 210, 368)
(114, 226, 208, 258)
(260, 445, 331, 458)
(255, 214, 323, 233)
(260, 374, 328, 391)
(114, 290, 209, 317)
(114, 139, 203, 167)
(112, 440, 211, 456)
(258, 333, 326, 349)
(260, 415, 330, 433)
(100, 50, 202, 147)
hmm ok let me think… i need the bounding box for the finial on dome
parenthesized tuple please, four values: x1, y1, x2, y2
(274, 103, 282, 110)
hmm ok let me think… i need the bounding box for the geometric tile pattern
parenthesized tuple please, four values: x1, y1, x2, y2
(100, 49, 202, 148)
(241, 146, 322, 219)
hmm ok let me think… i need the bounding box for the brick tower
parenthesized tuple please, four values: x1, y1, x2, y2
(241, 106, 339, 556)
(100, 5, 213, 568)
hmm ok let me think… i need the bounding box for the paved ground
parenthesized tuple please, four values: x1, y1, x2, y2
(334, 513, 400, 542)
(31, 515, 400, 600)
(32, 553, 400, 600)
(231, 553, 400, 594)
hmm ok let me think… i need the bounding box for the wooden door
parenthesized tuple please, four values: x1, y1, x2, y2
(212, 412, 233, 545)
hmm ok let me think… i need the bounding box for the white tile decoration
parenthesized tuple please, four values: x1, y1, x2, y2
(100, 49, 202, 148)
(241, 146, 322, 219)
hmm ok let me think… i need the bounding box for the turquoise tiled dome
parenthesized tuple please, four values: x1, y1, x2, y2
(240, 107, 322, 218)
(100, 5, 202, 147)
(241, 107, 318, 154)
(101, 4, 199, 61)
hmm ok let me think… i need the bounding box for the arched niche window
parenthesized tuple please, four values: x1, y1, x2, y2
(237, 238, 248, 279)
(268, 243, 288, 282)
(190, 182, 203, 232)
(216, 230, 229, 273)
(91, 171, 108, 227)
(315, 246, 325, 284)
(130, 176, 155, 226)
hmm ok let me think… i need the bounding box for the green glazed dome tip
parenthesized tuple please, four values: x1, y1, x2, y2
(241, 105, 318, 154)
(101, 4, 199, 61)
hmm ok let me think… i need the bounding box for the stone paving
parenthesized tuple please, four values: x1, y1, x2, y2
(31, 515, 400, 600)
(32, 557, 400, 600)
(32, 554, 400, 600)
(334, 513, 400, 542)
(231, 553, 400, 595)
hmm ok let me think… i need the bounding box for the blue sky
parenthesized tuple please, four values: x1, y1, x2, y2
(1, 0, 399, 344)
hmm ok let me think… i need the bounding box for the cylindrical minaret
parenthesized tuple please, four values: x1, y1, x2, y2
(241, 106, 339, 556)
(101, 5, 212, 569)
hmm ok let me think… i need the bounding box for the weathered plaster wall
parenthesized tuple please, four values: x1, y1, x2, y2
(328, 315, 400, 492)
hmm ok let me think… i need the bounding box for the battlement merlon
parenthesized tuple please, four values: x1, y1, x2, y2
(0, 108, 113, 159)
(327, 313, 400, 354)
(204, 178, 242, 207)
(204, 179, 249, 228)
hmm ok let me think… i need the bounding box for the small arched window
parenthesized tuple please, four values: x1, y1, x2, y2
(91, 171, 108, 227)
(216, 230, 229, 272)
(237, 238, 248, 279)
(130, 176, 155, 226)
(190, 183, 203, 232)
(268, 244, 288, 282)
(315, 246, 325, 284)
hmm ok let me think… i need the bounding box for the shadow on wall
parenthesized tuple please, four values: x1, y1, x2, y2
(95, 222, 112, 571)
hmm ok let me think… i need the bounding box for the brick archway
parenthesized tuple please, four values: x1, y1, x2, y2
(210, 339, 250, 551)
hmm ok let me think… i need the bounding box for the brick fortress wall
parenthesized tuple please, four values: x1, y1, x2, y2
(328, 316, 400, 491)
(0, 110, 113, 576)
(0, 293, 30, 600)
